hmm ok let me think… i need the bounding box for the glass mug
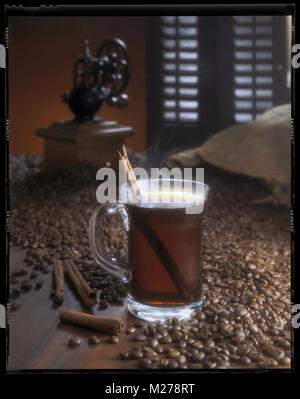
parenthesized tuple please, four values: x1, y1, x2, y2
(89, 179, 209, 321)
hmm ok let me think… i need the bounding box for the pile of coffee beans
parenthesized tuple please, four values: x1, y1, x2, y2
(119, 305, 290, 369)
(9, 155, 291, 368)
(10, 156, 128, 310)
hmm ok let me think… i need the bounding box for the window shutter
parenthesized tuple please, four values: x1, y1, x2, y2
(161, 16, 201, 124)
(233, 15, 277, 123)
(146, 15, 289, 157)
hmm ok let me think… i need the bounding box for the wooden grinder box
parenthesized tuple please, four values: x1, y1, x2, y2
(36, 119, 134, 170)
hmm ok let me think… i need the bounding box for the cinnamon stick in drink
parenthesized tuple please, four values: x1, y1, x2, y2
(59, 309, 125, 335)
(118, 150, 141, 198)
(131, 210, 192, 304)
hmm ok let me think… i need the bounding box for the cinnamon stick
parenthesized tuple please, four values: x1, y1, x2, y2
(53, 258, 64, 305)
(66, 258, 96, 298)
(63, 259, 97, 308)
(119, 146, 141, 197)
(59, 309, 125, 335)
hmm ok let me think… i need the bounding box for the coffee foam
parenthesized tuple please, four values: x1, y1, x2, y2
(121, 180, 205, 208)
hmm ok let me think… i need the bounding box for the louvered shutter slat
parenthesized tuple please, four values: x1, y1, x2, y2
(233, 15, 275, 123)
(161, 16, 200, 124)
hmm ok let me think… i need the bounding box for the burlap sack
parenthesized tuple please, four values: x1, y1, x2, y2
(167, 104, 291, 206)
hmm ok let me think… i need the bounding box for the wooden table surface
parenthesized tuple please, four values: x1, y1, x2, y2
(8, 246, 144, 370)
(8, 246, 290, 371)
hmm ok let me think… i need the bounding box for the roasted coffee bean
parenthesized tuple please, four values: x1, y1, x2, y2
(189, 318, 199, 326)
(230, 354, 241, 362)
(180, 348, 188, 356)
(181, 333, 189, 341)
(279, 357, 290, 366)
(168, 360, 179, 369)
(177, 340, 187, 349)
(258, 358, 278, 367)
(249, 351, 263, 362)
(159, 335, 172, 344)
(30, 271, 38, 279)
(120, 351, 130, 360)
(35, 280, 44, 289)
(114, 299, 124, 307)
(239, 356, 251, 365)
(261, 343, 285, 360)
(126, 327, 136, 335)
(207, 354, 221, 364)
(160, 330, 169, 337)
(109, 336, 119, 344)
(137, 359, 152, 368)
(12, 268, 27, 277)
(130, 349, 144, 359)
(238, 344, 251, 357)
(149, 338, 159, 349)
(194, 311, 206, 321)
(171, 317, 180, 326)
(68, 337, 81, 347)
(173, 325, 181, 332)
(205, 339, 215, 349)
(20, 279, 33, 291)
(227, 344, 238, 354)
(98, 303, 108, 311)
(273, 337, 290, 349)
(203, 359, 217, 369)
(10, 277, 19, 285)
(187, 338, 195, 345)
(24, 256, 34, 264)
(172, 331, 182, 342)
(134, 334, 147, 342)
(177, 354, 187, 365)
(88, 336, 100, 345)
(233, 334, 246, 344)
(148, 326, 156, 336)
(155, 345, 163, 354)
(144, 354, 159, 363)
(160, 358, 170, 368)
(218, 361, 230, 368)
(220, 347, 230, 357)
(142, 346, 155, 354)
(166, 349, 180, 358)
(141, 327, 149, 337)
(190, 352, 205, 363)
(116, 285, 128, 297)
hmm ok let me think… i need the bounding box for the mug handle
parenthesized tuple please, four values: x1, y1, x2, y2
(89, 202, 131, 282)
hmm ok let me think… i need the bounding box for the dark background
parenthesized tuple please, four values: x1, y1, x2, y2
(8, 11, 291, 160)
(8, 16, 147, 154)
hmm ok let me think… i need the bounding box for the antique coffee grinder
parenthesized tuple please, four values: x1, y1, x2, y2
(36, 38, 134, 169)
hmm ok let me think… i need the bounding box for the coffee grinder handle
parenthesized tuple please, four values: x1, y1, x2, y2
(89, 202, 131, 283)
